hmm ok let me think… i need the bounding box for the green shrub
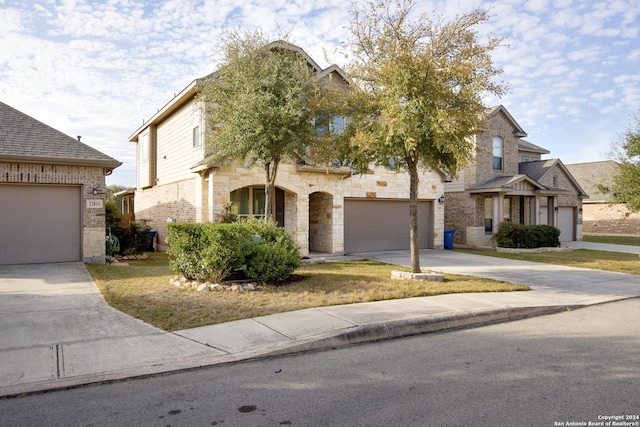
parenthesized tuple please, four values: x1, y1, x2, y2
(493, 222, 521, 248)
(166, 223, 249, 283)
(241, 219, 301, 282)
(165, 219, 301, 283)
(494, 222, 560, 248)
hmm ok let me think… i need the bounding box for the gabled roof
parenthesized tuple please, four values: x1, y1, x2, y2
(129, 41, 350, 142)
(519, 158, 588, 197)
(0, 101, 121, 169)
(518, 139, 549, 155)
(487, 105, 527, 137)
(469, 174, 546, 193)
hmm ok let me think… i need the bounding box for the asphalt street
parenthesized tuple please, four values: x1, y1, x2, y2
(1, 298, 638, 427)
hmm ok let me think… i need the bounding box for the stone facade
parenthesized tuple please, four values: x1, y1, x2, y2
(136, 162, 444, 255)
(0, 162, 109, 263)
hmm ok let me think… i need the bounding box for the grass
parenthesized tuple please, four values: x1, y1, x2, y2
(583, 235, 640, 246)
(455, 247, 640, 275)
(86, 253, 527, 331)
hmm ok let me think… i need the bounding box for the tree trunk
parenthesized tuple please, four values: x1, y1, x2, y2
(408, 160, 421, 273)
(264, 157, 280, 221)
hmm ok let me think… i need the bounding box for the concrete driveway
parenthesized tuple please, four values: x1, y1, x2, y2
(0, 263, 220, 392)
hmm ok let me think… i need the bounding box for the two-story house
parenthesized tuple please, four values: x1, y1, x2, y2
(444, 105, 587, 247)
(129, 42, 445, 255)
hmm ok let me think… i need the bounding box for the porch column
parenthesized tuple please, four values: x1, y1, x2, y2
(297, 193, 310, 256)
(195, 174, 203, 223)
(207, 170, 215, 222)
(493, 193, 504, 229)
(332, 193, 344, 254)
(531, 195, 540, 225)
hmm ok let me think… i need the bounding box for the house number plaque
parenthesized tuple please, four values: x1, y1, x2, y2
(87, 200, 104, 208)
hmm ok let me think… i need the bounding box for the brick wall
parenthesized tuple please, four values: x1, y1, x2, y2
(583, 203, 640, 235)
(0, 161, 108, 263)
(134, 177, 198, 249)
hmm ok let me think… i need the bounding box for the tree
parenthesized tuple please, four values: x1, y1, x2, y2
(341, 0, 508, 272)
(199, 30, 323, 221)
(603, 113, 640, 213)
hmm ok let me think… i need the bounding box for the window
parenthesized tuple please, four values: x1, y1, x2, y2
(193, 125, 200, 148)
(140, 132, 149, 163)
(522, 156, 530, 163)
(485, 197, 511, 233)
(316, 114, 345, 136)
(492, 137, 503, 170)
(552, 175, 558, 187)
(484, 198, 493, 233)
(231, 187, 265, 218)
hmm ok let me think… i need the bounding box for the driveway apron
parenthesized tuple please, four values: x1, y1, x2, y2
(0, 263, 220, 393)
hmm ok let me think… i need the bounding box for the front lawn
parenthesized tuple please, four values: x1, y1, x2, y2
(456, 248, 640, 275)
(86, 253, 527, 331)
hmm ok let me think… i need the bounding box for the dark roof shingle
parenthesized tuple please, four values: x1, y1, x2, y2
(0, 101, 121, 169)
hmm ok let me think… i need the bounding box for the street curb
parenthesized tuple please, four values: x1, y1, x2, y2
(0, 304, 584, 399)
(257, 305, 584, 357)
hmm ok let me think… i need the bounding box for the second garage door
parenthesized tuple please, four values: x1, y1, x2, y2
(344, 199, 433, 253)
(558, 207, 575, 242)
(0, 184, 81, 265)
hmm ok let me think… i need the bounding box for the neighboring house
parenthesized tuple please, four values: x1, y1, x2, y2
(128, 42, 445, 255)
(444, 105, 587, 246)
(114, 188, 136, 222)
(566, 161, 640, 235)
(0, 101, 121, 265)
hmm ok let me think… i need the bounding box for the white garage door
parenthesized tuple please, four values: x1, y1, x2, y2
(558, 207, 575, 242)
(0, 185, 81, 265)
(344, 199, 433, 253)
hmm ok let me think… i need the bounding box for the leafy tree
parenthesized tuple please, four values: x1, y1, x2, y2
(603, 113, 640, 213)
(199, 30, 324, 221)
(106, 185, 127, 204)
(341, 0, 508, 272)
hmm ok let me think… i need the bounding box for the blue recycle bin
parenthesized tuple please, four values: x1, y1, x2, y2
(145, 230, 157, 252)
(444, 229, 455, 250)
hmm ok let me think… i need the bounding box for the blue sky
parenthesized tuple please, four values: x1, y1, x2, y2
(1, 0, 639, 187)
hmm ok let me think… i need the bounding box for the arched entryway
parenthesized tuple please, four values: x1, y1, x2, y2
(309, 191, 333, 253)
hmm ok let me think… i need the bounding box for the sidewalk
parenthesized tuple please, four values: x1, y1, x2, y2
(1, 247, 639, 398)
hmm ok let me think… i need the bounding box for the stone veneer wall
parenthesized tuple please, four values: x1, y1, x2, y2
(0, 162, 108, 263)
(137, 162, 444, 256)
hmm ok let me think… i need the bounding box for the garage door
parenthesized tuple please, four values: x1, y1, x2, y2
(344, 199, 433, 253)
(0, 185, 81, 265)
(558, 207, 575, 242)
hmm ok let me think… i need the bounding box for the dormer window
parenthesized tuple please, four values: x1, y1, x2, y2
(492, 137, 503, 171)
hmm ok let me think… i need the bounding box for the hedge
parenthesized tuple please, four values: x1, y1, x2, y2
(494, 222, 560, 248)
(165, 218, 301, 283)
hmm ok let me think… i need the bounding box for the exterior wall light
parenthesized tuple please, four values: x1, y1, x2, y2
(92, 187, 98, 195)
(438, 194, 445, 204)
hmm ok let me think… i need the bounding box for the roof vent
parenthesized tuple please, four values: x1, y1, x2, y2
(77, 135, 82, 142)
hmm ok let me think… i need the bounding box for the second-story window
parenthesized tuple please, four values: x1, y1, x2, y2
(140, 132, 149, 163)
(193, 125, 200, 148)
(492, 136, 503, 171)
(316, 114, 346, 136)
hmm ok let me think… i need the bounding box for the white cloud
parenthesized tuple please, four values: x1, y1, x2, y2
(1, 0, 639, 185)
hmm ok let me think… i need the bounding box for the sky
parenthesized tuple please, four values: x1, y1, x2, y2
(1, 0, 639, 187)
